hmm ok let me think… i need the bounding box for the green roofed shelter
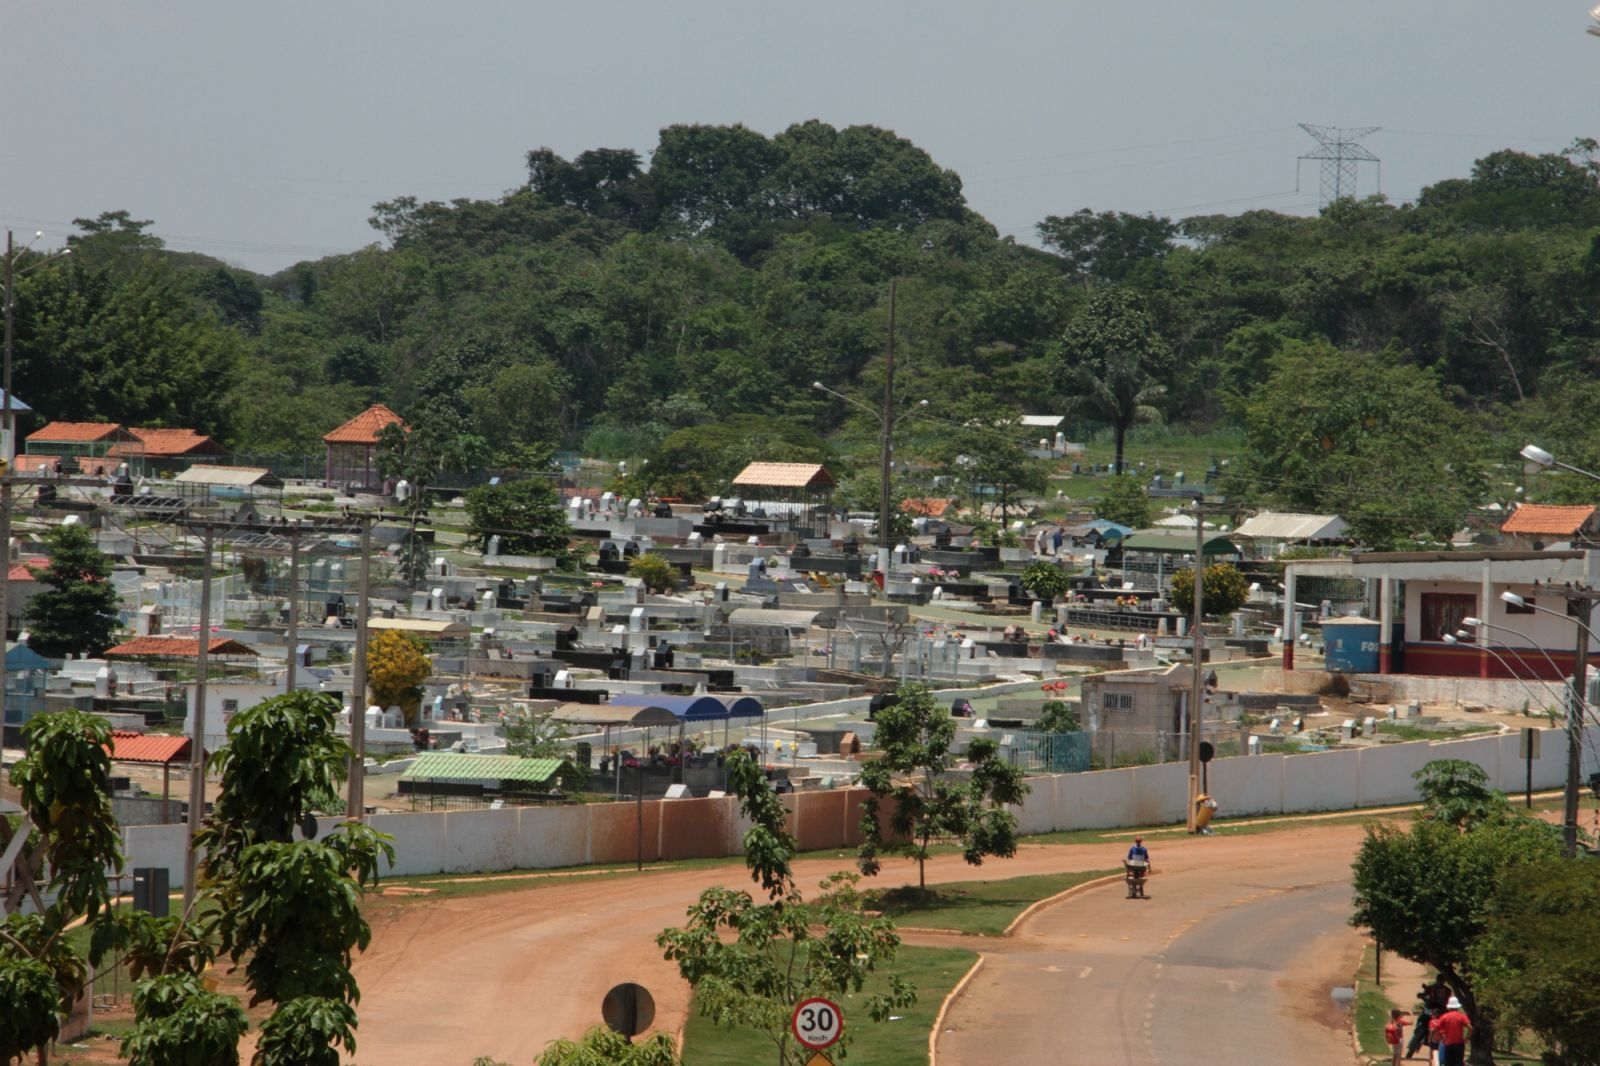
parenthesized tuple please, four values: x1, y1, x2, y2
(1120, 531, 1239, 555)
(401, 753, 567, 786)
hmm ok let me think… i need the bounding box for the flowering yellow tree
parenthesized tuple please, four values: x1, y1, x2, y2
(366, 630, 431, 725)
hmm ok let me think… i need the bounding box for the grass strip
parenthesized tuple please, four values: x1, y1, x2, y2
(679, 945, 976, 1066)
(865, 869, 1116, 936)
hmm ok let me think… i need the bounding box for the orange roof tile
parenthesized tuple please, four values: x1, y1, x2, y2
(730, 462, 836, 490)
(1500, 503, 1597, 536)
(105, 636, 259, 659)
(26, 421, 127, 443)
(9, 559, 47, 583)
(323, 403, 405, 445)
(106, 428, 225, 458)
(106, 730, 191, 765)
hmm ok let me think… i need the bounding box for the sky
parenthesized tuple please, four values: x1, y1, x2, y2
(3, 1, 1598, 275)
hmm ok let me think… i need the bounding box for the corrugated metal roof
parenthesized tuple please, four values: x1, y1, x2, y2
(368, 617, 470, 638)
(323, 403, 405, 445)
(1018, 415, 1064, 428)
(727, 608, 822, 629)
(173, 465, 283, 488)
(730, 462, 836, 489)
(550, 703, 681, 727)
(401, 753, 564, 783)
(1233, 512, 1350, 540)
(1500, 503, 1597, 536)
(1121, 531, 1239, 554)
(106, 730, 191, 765)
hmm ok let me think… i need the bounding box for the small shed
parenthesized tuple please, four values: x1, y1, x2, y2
(105, 731, 192, 823)
(730, 462, 835, 527)
(367, 617, 470, 642)
(1232, 512, 1351, 557)
(173, 465, 284, 495)
(107, 428, 228, 477)
(323, 403, 405, 493)
(399, 752, 571, 801)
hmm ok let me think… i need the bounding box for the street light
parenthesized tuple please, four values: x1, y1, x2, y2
(811, 379, 927, 574)
(3, 231, 70, 466)
(1520, 443, 1600, 483)
(1498, 586, 1600, 857)
(1461, 617, 1567, 681)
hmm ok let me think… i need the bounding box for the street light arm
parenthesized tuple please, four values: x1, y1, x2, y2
(1447, 635, 1575, 713)
(1521, 443, 1600, 484)
(1462, 617, 1569, 681)
(812, 381, 881, 421)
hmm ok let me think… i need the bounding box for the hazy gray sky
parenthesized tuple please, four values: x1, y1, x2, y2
(4, 1, 1597, 274)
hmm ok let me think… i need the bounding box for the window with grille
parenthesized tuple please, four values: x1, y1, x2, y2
(1104, 691, 1135, 711)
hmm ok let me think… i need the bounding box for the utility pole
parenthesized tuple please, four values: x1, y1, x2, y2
(1553, 583, 1599, 858)
(347, 515, 373, 820)
(285, 522, 301, 693)
(878, 279, 897, 579)
(1187, 504, 1206, 833)
(0, 478, 10, 733)
(183, 523, 215, 910)
(3, 231, 13, 469)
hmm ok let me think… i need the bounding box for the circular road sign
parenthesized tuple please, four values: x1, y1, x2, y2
(791, 996, 843, 1050)
(601, 983, 655, 1038)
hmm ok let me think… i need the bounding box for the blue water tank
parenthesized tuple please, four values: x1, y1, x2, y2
(1322, 617, 1381, 673)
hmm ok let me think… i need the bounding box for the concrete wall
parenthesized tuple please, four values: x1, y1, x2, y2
(120, 725, 1600, 891)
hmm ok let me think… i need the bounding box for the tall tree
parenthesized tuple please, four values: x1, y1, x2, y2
(464, 478, 571, 558)
(1054, 287, 1170, 475)
(858, 685, 1029, 892)
(659, 751, 914, 1066)
(23, 523, 122, 658)
(1350, 811, 1561, 1066)
(1037, 209, 1176, 287)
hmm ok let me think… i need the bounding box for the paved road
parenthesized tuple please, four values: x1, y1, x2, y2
(347, 822, 1369, 1065)
(937, 826, 1365, 1066)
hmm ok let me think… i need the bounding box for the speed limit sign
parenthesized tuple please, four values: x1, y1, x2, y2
(791, 996, 843, 1050)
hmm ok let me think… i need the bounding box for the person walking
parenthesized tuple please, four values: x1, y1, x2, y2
(1052, 526, 1064, 555)
(1430, 997, 1471, 1066)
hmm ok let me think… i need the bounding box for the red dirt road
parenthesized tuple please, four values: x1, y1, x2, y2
(348, 824, 1370, 1066)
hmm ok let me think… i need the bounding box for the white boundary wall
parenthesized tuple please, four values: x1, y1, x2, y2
(119, 725, 1598, 888)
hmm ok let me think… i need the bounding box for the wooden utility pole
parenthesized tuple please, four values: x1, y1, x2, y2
(877, 280, 897, 574)
(1186, 505, 1206, 833)
(183, 523, 215, 910)
(347, 516, 373, 819)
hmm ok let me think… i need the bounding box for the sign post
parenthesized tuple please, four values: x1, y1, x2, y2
(1520, 727, 1541, 809)
(791, 996, 843, 1053)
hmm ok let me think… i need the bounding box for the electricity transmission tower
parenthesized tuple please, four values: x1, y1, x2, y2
(1298, 124, 1381, 205)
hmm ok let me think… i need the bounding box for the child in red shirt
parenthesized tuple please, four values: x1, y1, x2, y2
(1384, 1008, 1409, 1065)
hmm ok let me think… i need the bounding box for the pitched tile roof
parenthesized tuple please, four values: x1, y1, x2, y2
(730, 462, 836, 490)
(324, 403, 405, 445)
(106, 730, 191, 765)
(8, 559, 47, 583)
(105, 636, 259, 659)
(26, 421, 127, 443)
(1500, 503, 1597, 536)
(106, 428, 226, 458)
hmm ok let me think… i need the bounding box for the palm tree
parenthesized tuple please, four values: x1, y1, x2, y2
(1055, 287, 1171, 475)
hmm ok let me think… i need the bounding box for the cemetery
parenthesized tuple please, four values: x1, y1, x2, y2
(3, 411, 1598, 924)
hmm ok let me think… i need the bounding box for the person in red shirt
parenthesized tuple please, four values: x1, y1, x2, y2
(1429, 996, 1471, 1066)
(1384, 1008, 1409, 1065)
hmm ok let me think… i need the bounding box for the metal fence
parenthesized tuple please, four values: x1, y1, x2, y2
(1002, 730, 1093, 774)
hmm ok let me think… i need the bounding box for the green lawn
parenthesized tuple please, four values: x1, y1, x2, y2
(679, 945, 977, 1066)
(1352, 943, 1394, 1061)
(865, 869, 1115, 936)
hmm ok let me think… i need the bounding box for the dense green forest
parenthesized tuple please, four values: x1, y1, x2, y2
(10, 122, 1600, 543)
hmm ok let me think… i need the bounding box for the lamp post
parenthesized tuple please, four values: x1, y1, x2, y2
(3, 231, 70, 467)
(1502, 588, 1597, 858)
(813, 372, 927, 578)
